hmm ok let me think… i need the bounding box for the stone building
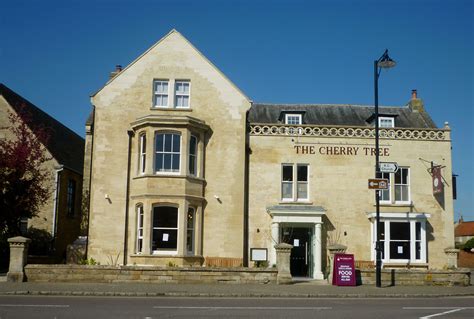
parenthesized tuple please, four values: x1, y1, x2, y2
(84, 30, 455, 277)
(0, 84, 84, 259)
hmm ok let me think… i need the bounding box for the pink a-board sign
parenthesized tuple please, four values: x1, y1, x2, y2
(332, 253, 356, 286)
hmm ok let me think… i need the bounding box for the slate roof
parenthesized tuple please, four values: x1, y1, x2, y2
(0, 84, 85, 174)
(248, 103, 438, 129)
(455, 221, 474, 237)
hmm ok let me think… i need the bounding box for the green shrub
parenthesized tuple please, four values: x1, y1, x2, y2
(464, 238, 474, 252)
(80, 258, 99, 265)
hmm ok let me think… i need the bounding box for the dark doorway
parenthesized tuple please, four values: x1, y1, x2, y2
(281, 227, 311, 277)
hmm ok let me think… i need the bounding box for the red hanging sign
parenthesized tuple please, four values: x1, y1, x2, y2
(432, 165, 443, 195)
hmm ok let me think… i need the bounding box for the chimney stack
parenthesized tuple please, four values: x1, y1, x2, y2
(408, 88, 424, 112)
(109, 64, 123, 80)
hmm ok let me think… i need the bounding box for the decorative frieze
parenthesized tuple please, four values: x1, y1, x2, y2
(249, 124, 449, 141)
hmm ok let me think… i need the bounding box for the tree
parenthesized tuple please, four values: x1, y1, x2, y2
(0, 106, 51, 248)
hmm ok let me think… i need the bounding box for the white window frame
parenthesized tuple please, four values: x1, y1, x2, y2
(139, 133, 146, 174)
(136, 205, 144, 254)
(376, 171, 391, 203)
(371, 218, 427, 264)
(285, 114, 302, 125)
(186, 207, 195, 255)
(189, 135, 198, 176)
(154, 132, 181, 174)
(281, 163, 309, 202)
(174, 80, 190, 108)
(153, 80, 169, 107)
(394, 167, 410, 204)
(379, 117, 395, 128)
(151, 205, 179, 255)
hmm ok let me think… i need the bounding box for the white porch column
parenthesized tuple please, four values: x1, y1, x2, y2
(270, 222, 279, 266)
(313, 223, 324, 279)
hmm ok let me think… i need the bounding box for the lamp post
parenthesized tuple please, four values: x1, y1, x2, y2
(374, 49, 396, 288)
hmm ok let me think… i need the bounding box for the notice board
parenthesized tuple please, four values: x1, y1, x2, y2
(332, 253, 356, 286)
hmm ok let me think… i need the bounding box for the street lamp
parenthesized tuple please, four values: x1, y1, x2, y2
(374, 49, 396, 288)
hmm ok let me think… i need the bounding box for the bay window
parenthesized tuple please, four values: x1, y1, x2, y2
(189, 135, 197, 176)
(152, 206, 178, 253)
(139, 133, 146, 174)
(136, 205, 144, 254)
(372, 218, 426, 263)
(155, 133, 181, 173)
(186, 207, 195, 254)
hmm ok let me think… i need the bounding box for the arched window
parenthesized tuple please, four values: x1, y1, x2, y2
(136, 205, 144, 254)
(186, 207, 195, 254)
(139, 133, 146, 174)
(152, 206, 178, 253)
(155, 132, 181, 173)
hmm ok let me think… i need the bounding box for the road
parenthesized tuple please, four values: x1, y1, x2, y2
(0, 296, 473, 319)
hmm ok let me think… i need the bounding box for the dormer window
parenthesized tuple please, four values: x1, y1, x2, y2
(285, 114, 302, 125)
(379, 117, 395, 128)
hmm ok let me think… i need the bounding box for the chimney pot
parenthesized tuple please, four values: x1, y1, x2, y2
(116, 65, 123, 72)
(411, 89, 418, 100)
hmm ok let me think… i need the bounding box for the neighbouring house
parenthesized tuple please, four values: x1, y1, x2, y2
(455, 217, 474, 245)
(84, 29, 456, 277)
(0, 84, 84, 260)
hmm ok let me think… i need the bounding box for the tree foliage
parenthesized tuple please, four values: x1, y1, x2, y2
(0, 106, 52, 238)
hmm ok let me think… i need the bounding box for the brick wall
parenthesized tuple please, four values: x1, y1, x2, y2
(458, 250, 474, 268)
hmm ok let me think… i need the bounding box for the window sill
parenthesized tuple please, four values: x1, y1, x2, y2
(130, 254, 203, 258)
(382, 262, 428, 269)
(150, 107, 192, 112)
(133, 174, 205, 182)
(279, 201, 313, 205)
(377, 202, 413, 208)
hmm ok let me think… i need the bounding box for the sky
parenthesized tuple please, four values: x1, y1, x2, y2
(1, 0, 473, 219)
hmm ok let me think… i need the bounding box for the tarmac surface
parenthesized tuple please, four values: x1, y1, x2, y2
(0, 281, 473, 298)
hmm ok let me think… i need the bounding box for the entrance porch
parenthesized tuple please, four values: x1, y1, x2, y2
(267, 205, 325, 280)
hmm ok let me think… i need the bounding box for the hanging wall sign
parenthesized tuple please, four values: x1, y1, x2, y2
(432, 165, 444, 195)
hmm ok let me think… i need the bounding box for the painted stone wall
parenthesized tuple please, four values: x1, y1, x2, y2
(87, 30, 250, 265)
(248, 126, 454, 269)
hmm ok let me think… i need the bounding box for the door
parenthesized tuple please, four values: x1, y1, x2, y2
(281, 227, 311, 277)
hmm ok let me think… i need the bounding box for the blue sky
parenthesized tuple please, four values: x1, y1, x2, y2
(1, 0, 473, 219)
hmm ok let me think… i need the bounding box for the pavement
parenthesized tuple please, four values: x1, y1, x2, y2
(0, 280, 473, 298)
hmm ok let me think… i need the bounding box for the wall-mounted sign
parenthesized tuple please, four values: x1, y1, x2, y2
(294, 145, 390, 157)
(250, 248, 268, 261)
(432, 165, 443, 195)
(379, 162, 399, 173)
(368, 178, 389, 190)
(332, 253, 356, 286)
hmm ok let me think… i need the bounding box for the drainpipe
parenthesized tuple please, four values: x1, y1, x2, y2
(52, 165, 64, 251)
(243, 109, 250, 267)
(123, 130, 134, 265)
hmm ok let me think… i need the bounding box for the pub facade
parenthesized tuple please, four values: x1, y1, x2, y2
(84, 30, 455, 279)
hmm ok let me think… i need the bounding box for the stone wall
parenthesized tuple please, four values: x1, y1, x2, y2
(24, 264, 277, 284)
(358, 269, 470, 286)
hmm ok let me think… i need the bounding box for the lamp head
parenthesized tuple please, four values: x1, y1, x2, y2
(377, 49, 396, 69)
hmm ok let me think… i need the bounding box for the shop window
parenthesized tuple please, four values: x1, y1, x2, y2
(152, 206, 178, 253)
(189, 135, 197, 176)
(67, 179, 76, 217)
(136, 205, 144, 254)
(139, 133, 146, 174)
(186, 207, 195, 254)
(281, 163, 309, 201)
(155, 133, 181, 173)
(153, 80, 169, 107)
(175, 81, 190, 108)
(373, 220, 426, 263)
